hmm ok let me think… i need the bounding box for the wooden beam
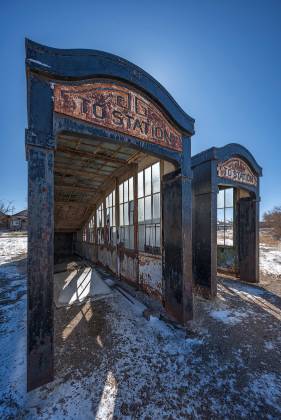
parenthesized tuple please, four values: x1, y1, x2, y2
(54, 165, 107, 180)
(55, 200, 96, 206)
(55, 184, 99, 194)
(56, 145, 127, 166)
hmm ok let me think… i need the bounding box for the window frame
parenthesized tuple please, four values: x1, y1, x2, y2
(217, 187, 234, 247)
(96, 202, 104, 245)
(119, 177, 134, 249)
(138, 161, 161, 255)
(105, 190, 116, 245)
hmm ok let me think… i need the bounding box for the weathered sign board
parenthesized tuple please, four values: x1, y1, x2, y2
(54, 81, 182, 151)
(217, 157, 257, 186)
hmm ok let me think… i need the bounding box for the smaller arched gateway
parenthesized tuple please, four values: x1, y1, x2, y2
(192, 144, 262, 298)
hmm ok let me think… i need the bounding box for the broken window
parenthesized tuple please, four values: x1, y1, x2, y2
(138, 162, 161, 254)
(119, 177, 134, 249)
(217, 187, 234, 246)
(96, 202, 104, 244)
(106, 190, 116, 245)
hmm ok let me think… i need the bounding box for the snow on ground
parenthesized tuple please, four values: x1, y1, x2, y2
(0, 231, 27, 265)
(260, 244, 281, 276)
(0, 232, 281, 419)
(0, 233, 27, 418)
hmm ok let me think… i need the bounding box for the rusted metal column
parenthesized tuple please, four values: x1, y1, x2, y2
(181, 136, 193, 323)
(133, 166, 139, 286)
(26, 136, 54, 391)
(115, 178, 120, 275)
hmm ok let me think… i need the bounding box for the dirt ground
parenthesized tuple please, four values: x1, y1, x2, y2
(0, 232, 281, 419)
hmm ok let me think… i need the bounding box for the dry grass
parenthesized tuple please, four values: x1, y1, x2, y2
(260, 228, 280, 247)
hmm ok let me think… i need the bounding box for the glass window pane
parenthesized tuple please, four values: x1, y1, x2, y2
(145, 196, 152, 221)
(124, 226, 129, 247)
(152, 162, 160, 193)
(217, 229, 225, 245)
(124, 180, 128, 202)
(145, 167, 151, 196)
(129, 226, 134, 249)
(119, 184, 123, 204)
(129, 201, 134, 224)
(217, 189, 224, 208)
(225, 188, 233, 207)
(124, 202, 129, 225)
(225, 208, 233, 223)
(138, 171, 143, 198)
(225, 226, 233, 246)
(153, 193, 160, 221)
(138, 198, 144, 222)
(129, 177, 134, 201)
(156, 224, 160, 247)
(120, 204, 124, 226)
(138, 225, 145, 250)
(146, 225, 153, 247)
(217, 208, 224, 224)
(113, 207, 115, 226)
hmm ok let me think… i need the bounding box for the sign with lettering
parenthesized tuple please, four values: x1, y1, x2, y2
(217, 158, 257, 186)
(54, 81, 182, 151)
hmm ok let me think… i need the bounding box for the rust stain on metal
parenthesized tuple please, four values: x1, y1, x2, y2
(217, 158, 257, 186)
(54, 81, 182, 152)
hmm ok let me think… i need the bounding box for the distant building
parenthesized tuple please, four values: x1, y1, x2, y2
(0, 211, 10, 229)
(9, 210, 28, 231)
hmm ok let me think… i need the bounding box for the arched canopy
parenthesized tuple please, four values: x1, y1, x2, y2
(191, 143, 262, 193)
(25, 39, 195, 135)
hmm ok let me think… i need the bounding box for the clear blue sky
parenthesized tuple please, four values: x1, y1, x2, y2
(0, 0, 280, 215)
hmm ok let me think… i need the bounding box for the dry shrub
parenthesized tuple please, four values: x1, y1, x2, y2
(262, 206, 281, 240)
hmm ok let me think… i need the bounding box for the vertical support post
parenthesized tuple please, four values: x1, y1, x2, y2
(26, 72, 55, 391)
(133, 165, 139, 286)
(26, 140, 54, 391)
(162, 136, 193, 324)
(192, 160, 217, 298)
(181, 136, 193, 323)
(115, 178, 120, 275)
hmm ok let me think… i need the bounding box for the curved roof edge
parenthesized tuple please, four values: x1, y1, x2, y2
(25, 39, 195, 135)
(191, 143, 262, 176)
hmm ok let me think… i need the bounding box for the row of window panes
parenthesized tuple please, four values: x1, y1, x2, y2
(97, 203, 104, 228)
(106, 191, 116, 227)
(119, 177, 134, 230)
(138, 162, 160, 198)
(138, 194, 160, 223)
(89, 162, 161, 251)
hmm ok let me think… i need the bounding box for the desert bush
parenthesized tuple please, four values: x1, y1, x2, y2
(263, 206, 281, 240)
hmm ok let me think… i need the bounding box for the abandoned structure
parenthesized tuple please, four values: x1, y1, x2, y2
(25, 40, 262, 391)
(9, 209, 28, 231)
(0, 211, 10, 229)
(192, 145, 262, 298)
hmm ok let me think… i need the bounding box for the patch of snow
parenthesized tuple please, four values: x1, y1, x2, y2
(0, 233, 27, 265)
(209, 309, 248, 325)
(260, 245, 281, 276)
(248, 373, 281, 413)
(264, 341, 275, 351)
